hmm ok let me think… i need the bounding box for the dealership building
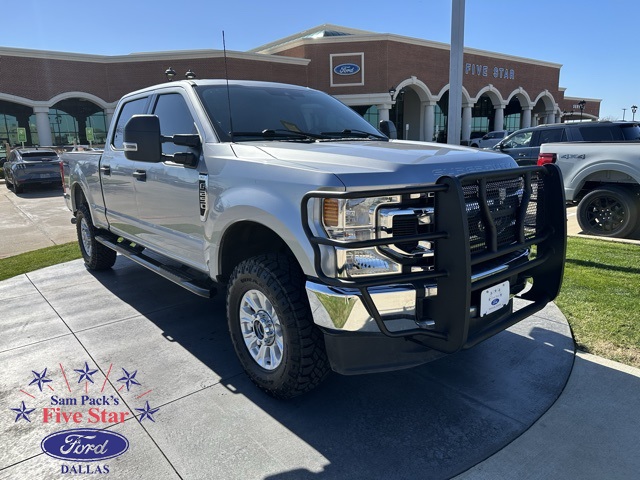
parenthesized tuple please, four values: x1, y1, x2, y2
(0, 24, 601, 147)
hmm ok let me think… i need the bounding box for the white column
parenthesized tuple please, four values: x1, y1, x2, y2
(494, 105, 505, 131)
(521, 108, 532, 128)
(461, 105, 472, 144)
(377, 104, 391, 122)
(33, 106, 53, 147)
(546, 112, 555, 124)
(424, 103, 435, 142)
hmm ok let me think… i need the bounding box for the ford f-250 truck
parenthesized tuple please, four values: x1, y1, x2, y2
(62, 80, 566, 398)
(538, 141, 640, 238)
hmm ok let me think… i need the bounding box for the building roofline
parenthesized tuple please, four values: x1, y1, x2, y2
(252, 25, 562, 69)
(0, 46, 309, 65)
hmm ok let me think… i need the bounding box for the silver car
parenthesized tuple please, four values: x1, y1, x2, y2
(4, 147, 61, 193)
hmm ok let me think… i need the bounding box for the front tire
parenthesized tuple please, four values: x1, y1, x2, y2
(76, 204, 117, 270)
(577, 186, 639, 238)
(227, 254, 330, 399)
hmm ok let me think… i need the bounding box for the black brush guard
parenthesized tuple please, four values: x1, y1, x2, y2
(302, 164, 566, 354)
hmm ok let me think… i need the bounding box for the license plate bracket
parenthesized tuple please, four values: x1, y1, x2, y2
(480, 280, 510, 317)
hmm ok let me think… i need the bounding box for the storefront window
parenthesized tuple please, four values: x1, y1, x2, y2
(49, 109, 79, 145)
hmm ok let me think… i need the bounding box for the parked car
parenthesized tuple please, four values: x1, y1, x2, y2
(4, 147, 61, 193)
(470, 130, 512, 148)
(489, 121, 640, 166)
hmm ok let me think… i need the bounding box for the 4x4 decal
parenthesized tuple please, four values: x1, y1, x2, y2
(198, 173, 208, 221)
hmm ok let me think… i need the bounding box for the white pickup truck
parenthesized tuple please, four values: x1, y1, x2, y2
(62, 79, 566, 398)
(538, 141, 640, 238)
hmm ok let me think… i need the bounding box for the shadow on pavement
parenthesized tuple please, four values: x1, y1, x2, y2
(73, 257, 575, 479)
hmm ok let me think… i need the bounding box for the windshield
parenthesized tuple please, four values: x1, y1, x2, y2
(196, 84, 385, 142)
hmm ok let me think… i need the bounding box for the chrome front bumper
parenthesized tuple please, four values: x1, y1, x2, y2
(306, 281, 438, 334)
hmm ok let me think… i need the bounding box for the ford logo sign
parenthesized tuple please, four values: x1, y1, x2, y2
(491, 298, 500, 306)
(333, 63, 360, 76)
(41, 428, 129, 462)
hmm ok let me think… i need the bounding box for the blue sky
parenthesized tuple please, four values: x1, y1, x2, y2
(3, 0, 638, 120)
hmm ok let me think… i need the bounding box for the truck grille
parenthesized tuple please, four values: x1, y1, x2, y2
(382, 171, 544, 260)
(463, 174, 542, 254)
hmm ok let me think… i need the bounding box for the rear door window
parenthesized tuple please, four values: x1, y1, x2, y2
(536, 128, 567, 145)
(112, 97, 150, 149)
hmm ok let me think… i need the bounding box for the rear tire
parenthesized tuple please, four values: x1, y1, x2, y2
(577, 186, 639, 238)
(76, 204, 117, 270)
(226, 254, 330, 399)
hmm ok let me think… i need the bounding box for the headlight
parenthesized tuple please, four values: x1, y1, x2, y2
(322, 196, 400, 241)
(320, 195, 402, 278)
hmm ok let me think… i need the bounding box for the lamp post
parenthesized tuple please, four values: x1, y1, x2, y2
(622, 108, 627, 121)
(578, 100, 586, 121)
(632, 105, 638, 121)
(164, 67, 176, 82)
(185, 69, 196, 80)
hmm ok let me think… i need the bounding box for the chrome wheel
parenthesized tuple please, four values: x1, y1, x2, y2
(239, 289, 284, 370)
(80, 216, 93, 257)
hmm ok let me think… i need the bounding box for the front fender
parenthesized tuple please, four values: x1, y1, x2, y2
(207, 185, 318, 279)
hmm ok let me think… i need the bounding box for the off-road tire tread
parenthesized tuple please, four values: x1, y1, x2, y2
(227, 253, 330, 399)
(76, 204, 117, 270)
(577, 186, 639, 238)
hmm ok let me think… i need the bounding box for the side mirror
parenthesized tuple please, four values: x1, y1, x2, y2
(123, 115, 161, 162)
(379, 120, 397, 140)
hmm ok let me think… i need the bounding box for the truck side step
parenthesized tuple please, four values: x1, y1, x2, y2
(95, 235, 216, 298)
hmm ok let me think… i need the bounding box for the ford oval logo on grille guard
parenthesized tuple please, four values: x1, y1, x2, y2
(333, 63, 361, 76)
(41, 428, 129, 462)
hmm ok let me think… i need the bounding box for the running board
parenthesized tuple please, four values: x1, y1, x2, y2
(96, 235, 216, 298)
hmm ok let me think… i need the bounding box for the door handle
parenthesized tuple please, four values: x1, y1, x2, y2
(518, 153, 527, 157)
(133, 170, 147, 181)
(100, 165, 111, 175)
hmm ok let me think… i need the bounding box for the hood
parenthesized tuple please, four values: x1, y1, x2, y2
(232, 140, 517, 188)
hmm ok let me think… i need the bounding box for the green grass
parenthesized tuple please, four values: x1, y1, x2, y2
(556, 237, 640, 367)
(0, 236, 638, 368)
(0, 242, 81, 281)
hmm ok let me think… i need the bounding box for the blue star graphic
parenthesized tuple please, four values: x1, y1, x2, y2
(135, 401, 160, 423)
(11, 401, 36, 423)
(117, 368, 141, 391)
(74, 362, 99, 384)
(29, 368, 52, 392)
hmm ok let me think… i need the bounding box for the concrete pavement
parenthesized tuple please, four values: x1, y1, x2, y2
(0, 183, 75, 259)
(1, 257, 576, 479)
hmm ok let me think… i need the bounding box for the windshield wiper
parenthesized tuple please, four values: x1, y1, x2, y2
(320, 129, 388, 140)
(231, 129, 324, 141)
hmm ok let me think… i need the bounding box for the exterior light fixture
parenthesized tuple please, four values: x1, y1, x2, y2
(578, 100, 586, 121)
(164, 67, 176, 82)
(185, 69, 196, 80)
(388, 87, 396, 100)
(632, 105, 638, 121)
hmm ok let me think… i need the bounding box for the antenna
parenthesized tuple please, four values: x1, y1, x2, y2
(222, 31, 234, 142)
